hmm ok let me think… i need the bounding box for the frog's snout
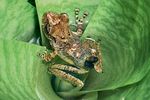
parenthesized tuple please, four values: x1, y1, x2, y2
(84, 56, 98, 69)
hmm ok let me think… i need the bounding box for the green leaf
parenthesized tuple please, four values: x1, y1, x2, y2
(0, 0, 38, 41)
(0, 39, 61, 100)
(81, 92, 98, 100)
(28, 0, 36, 7)
(79, 0, 150, 92)
(98, 64, 150, 100)
(34, 0, 150, 99)
(56, 0, 150, 97)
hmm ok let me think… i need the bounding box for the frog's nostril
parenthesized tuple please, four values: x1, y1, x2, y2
(88, 56, 98, 63)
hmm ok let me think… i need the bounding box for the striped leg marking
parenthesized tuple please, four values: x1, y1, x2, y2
(48, 64, 88, 87)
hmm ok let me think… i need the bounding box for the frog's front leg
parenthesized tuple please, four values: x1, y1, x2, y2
(48, 64, 88, 87)
(74, 8, 88, 36)
(38, 50, 57, 62)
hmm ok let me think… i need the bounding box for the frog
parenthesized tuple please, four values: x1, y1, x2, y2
(39, 8, 103, 88)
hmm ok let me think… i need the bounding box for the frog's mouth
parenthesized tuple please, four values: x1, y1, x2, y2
(84, 56, 98, 69)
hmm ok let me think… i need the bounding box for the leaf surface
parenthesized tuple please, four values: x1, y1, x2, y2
(57, 0, 150, 96)
(0, 39, 61, 100)
(0, 0, 38, 41)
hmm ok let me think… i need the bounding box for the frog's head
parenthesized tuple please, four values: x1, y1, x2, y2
(83, 52, 102, 73)
(82, 39, 103, 73)
(42, 12, 71, 42)
(68, 41, 102, 73)
(75, 52, 102, 73)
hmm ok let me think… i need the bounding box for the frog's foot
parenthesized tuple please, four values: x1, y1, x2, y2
(38, 50, 57, 62)
(74, 8, 88, 36)
(48, 64, 88, 88)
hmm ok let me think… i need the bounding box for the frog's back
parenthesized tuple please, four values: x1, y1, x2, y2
(55, 38, 91, 67)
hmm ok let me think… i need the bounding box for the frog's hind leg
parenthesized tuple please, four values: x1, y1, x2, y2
(48, 64, 88, 87)
(74, 8, 88, 36)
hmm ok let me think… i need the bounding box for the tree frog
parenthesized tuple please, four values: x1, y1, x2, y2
(39, 8, 103, 88)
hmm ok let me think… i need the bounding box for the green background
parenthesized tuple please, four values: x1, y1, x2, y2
(0, 0, 150, 99)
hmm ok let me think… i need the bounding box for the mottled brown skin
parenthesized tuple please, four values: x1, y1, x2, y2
(39, 9, 103, 88)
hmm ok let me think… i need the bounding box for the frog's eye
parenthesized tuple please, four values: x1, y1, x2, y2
(84, 56, 98, 68)
(84, 61, 94, 68)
